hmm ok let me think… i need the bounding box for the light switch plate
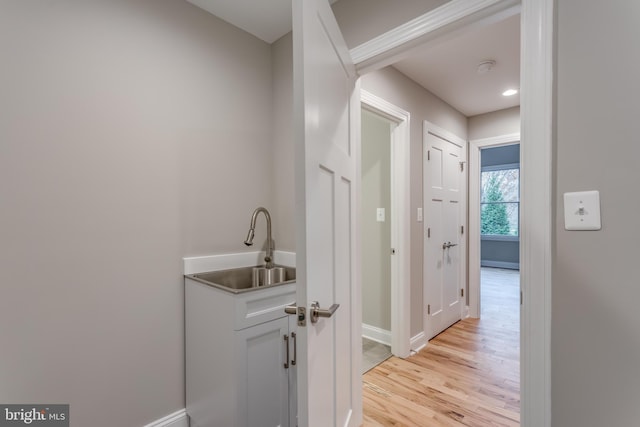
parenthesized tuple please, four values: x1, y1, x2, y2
(563, 191, 601, 230)
(417, 208, 423, 222)
(376, 208, 385, 222)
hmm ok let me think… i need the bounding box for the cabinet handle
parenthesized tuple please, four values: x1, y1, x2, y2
(291, 332, 297, 366)
(283, 335, 289, 369)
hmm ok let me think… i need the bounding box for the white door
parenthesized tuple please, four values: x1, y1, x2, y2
(424, 124, 466, 339)
(292, 1, 361, 427)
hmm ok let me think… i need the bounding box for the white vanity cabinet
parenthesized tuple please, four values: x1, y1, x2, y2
(185, 277, 297, 427)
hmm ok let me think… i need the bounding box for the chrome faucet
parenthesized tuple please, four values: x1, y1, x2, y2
(244, 207, 274, 268)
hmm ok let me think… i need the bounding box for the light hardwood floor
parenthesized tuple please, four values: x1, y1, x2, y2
(362, 268, 520, 426)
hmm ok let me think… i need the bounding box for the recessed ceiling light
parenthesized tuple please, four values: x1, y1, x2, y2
(502, 89, 518, 96)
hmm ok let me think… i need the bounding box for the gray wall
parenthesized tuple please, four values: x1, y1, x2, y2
(271, 33, 296, 251)
(553, 1, 640, 425)
(0, 1, 275, 426)
(332, 0, 449, 48)
(361, 110, 392, 331)
(361, 67, 467, 338)
(481, 239, 519, 268)
(468, 106, 520, 141)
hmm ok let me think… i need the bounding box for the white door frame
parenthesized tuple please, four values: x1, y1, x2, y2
(349, 1, 553, 425)
(361, 90, 411, 358)
(468, 133, 520, 318)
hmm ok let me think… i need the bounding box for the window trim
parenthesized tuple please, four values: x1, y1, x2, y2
(481, 162, 520, 172)
(481, 234, 519, 242)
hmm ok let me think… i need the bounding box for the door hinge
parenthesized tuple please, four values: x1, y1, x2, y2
(459, 161, 465, 172)
(427, 304, 431, 315)
(520, 291, 523, 305)
(460, 225, 464, 234)
(461, 288, 464, 298)
(427, 227, 431, 238)
(427, 150, 430, 161)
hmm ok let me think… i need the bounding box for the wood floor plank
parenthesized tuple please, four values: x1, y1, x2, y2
(363, 268, 520, 426)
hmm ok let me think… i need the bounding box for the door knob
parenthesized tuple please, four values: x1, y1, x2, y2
(284, 303, 306, 327)
(310, 301, 340, 324)
(284, 303, 297, 315)
(442, 241, 458, 249)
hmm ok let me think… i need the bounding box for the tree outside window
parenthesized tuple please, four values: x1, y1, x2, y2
(481, 167, 519, 236)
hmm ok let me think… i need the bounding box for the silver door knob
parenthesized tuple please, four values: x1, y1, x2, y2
(310, 301, 340, 324)
(284, 303, 297, 315)
(284, 303, 307, 327)
(442, 241, 458, 249)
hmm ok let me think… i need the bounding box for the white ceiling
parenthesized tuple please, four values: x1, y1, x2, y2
(185, 0, 338, 43)
(186, 0, 294, 43)
(393, 13, 520, 117)
(185, 1, 520, 117)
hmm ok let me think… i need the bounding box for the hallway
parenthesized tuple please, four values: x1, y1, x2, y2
(362, 268, 520, 426)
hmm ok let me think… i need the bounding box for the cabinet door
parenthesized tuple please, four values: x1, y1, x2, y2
(236, 317, 290, 427)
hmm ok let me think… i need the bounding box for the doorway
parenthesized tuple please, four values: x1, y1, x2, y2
(360, 90, 411, 360)
(351, 0, 553, 424)
(361, 108, 394, 372)
(477, 143, 521, 347)
(469, 134, 521, 318)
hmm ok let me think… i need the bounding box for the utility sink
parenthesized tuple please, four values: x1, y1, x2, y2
(187, 265, 296, 293)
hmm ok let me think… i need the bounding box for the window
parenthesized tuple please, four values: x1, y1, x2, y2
(481, 164, 519, 237)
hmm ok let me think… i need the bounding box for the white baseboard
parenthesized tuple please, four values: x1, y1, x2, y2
(362, 323, 391, 346)
(410, 332, 427, 353)
(463, 305, 470, 319)
(143, 409, 188, 427)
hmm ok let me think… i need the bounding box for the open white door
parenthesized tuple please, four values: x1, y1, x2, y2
(292, 1, 361, 426)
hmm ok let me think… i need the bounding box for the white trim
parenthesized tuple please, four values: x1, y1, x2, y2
(469, 133, 520, 318)
(361, 90, 411, 359)
(482, 162, 520, 172)
(424, 121, 467, 148)
(143, 409, 188, 427)
(481, 260, 519, 270)
(481, 234, 519, 242)
(349, 1, 553, 425)
(362, 324, 392, 346)
(183, 250, 296, 275)
(410, 332, 427, 353)
(520, 1, 553, 425)
(471, 133, 521, 147)
(353, 0, 520, 74)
